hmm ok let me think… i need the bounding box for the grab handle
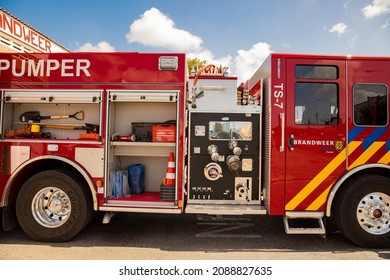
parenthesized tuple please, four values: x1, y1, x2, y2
(280, 113, 285, 152)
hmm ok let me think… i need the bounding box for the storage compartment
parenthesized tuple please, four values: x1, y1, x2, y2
(106, 90, 179, 206)
(1, 90, 102, 140)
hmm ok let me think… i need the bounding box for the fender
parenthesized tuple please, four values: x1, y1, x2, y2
(326, 163, 390, 216)
(1, 155, 98, 210)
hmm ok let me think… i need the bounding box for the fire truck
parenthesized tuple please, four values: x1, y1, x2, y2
(0, 52, 389, 248)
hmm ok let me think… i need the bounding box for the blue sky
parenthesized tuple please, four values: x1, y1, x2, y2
(2, 0, 390, 81)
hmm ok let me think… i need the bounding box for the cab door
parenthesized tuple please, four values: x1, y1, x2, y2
(347, 59, 390, 167)
(284, 58, 347, 211)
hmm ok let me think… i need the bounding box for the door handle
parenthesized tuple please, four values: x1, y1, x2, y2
(280, 113, 285, 152)
(288, 134, 294, 151)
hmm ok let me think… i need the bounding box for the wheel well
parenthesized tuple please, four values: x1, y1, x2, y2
(4, 158, 94, 208)
(327, 165, 390, 216)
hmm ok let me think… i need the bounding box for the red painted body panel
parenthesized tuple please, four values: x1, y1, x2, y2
(0, 52, 187, 212)
(0, 52, 186, 85)
(1, 51, 390, 218)
(250, 53, 390, 216)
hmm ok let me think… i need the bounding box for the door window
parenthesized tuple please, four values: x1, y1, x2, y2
(295, 82, 339, 125)
(353, 83, 388, 126)
(295, 65, 338, 80)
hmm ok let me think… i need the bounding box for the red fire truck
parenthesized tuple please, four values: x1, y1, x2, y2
(0, 52, 389, 248)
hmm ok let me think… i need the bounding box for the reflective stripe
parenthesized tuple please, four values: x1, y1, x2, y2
(286, 126, 389, 211)
(307, 141, 386, 211)
(349, 142, 385, 170)
(306, 183, 333, 211)
(348, 127, 364, 143)
(378, 151, 390, 164)
(363, 127, 387, 151)
(286, 141, 361, 211)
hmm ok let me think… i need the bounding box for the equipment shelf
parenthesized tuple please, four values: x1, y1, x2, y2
(110, 141, 175, 157)
(107, 191, 174, 205)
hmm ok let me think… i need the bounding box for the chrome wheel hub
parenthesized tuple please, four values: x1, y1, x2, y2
(31, 187, 71, 228)
(356, 192, 390, 235)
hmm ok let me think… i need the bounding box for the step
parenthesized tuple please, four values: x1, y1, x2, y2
(283, 211, 325, 235)
(185, 203, 266, 215)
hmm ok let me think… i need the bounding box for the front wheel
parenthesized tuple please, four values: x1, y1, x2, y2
(333, 174, 390, 248)
(16, 169, 92, 242)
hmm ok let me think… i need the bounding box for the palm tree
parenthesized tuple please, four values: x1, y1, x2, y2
(187, 58, 207, 75)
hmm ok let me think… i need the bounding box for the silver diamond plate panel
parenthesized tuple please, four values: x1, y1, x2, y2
(188, 78, 237, 111)
(185, 203, 266, 215)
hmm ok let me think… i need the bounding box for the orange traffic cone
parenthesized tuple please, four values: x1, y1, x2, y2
(160, 152, 175, 201)
(163, 152, 175, 186)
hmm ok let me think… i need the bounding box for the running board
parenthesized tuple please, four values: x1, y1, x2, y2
(185, 203, 266, 215)
(283, 211, 326, 235)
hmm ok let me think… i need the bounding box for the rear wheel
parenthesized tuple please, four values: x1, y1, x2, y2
(333, 174, 390, 248)
(16, 169, 92, 242)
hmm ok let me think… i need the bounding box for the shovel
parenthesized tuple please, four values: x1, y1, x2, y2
(19, 110, 84, 122)
(15, 122, 99, 133)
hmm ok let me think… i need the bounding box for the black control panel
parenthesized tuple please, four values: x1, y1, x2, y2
(188, 112, 260, 201)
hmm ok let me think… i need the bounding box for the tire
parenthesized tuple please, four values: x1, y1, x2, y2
(333, 174, 390, 248)
(16, 169, 92, 242)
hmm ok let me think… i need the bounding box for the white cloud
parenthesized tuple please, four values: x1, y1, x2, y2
(362, 0, 390, 19)
(125, 8, 272, 82)
(381, 18, 390, 28)
(126, 7, 202, 52)
(187, 42, 272, 83)
(349, 34, 359, 49)
(76, 41, 115, 52)
(343, 1, 351, 10)
(234, 42, 273, 82)
(126, 8, 233, 76)
(187, 49, 233, 72)
(329, 22, 348, 36)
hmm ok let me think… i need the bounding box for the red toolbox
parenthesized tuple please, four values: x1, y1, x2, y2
(152, 124, 176, 142)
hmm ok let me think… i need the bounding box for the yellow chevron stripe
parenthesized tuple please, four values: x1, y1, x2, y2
(306, 183, 333, 211)
(348, 142, 385, 170)
(307, 141, 386, 211)
(378, 150, 390, 164)
(285, 141, 361, 211)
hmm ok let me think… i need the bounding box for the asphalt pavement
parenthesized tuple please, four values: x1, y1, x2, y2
(0, 212, 389, 260)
